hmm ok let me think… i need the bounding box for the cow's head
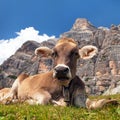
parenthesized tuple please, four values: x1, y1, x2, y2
(35, 38, 98, 86)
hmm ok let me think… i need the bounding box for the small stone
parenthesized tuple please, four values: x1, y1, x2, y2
(99, 86, 105, 92)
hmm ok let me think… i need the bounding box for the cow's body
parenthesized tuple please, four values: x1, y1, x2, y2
(18, 71, 62, 104)
(18, 71, 86, 106)
(0, 38, 98, 107)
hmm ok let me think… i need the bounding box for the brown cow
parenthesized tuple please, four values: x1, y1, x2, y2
(1, 38, 98, 107)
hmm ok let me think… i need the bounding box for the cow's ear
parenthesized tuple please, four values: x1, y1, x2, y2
(35, 47, 52, 57)
(79, 45, 98, 59)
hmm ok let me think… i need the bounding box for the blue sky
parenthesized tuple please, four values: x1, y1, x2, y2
(0, 0, 120, 39)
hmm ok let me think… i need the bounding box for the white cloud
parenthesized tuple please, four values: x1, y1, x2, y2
(0, 27, 55, 65)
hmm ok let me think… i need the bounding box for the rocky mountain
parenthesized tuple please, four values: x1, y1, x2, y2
(0, 18, 120, 95)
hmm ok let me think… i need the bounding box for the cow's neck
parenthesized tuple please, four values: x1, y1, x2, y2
(50, 69, 73, 103)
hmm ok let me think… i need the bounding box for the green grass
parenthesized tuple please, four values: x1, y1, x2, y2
(0, 94, 120, 120)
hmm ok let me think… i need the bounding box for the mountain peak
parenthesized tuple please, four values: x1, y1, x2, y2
(71, 18, 96, 31)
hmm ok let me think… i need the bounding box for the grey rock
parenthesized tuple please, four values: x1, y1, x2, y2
(103, 85, 120, 95)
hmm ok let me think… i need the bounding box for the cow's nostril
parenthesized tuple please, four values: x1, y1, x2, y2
(63, 67, 69, 73)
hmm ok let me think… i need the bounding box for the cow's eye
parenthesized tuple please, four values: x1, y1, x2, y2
(70, 50, 79, 57)
(51, 51, 57, 58)
(74, 52, 79, 57)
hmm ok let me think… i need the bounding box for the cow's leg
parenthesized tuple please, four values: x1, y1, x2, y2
(0, 88, 10, 99)
(7, 79, 18, 98)
(27, 90, 51, 105)
(0, 88, 11, 104)
(7, 73, 29, 99)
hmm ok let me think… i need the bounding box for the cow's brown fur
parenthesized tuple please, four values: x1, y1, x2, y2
(18, 71, 62, 103)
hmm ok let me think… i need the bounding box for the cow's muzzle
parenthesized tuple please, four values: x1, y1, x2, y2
(53, 64, 72, 81)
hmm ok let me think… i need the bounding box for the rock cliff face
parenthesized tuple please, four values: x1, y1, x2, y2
(0, 18, 120, 95)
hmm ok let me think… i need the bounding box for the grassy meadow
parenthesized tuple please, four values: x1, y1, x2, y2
(0, 94, 120, 120)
